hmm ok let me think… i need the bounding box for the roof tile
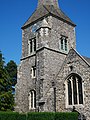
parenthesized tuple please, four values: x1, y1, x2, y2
(22, 5, 76, 29)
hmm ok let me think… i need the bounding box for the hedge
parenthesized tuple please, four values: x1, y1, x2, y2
(27, 112, 78, 120)
(0, 112, 78, 120)
(17, 114, 26, 120)
(27, 112, 54, 120)
(0, 112, 26, 120)
(55, 112, 78, 120)
(0, 112, 18, 120)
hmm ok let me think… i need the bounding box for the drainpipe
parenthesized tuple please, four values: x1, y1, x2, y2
(54, 87, 56, 112)
(52, 81, 56, 112)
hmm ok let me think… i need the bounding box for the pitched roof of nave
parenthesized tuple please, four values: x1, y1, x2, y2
(67, 48, 90, 67)
(52, 48, 90, 85)
(22, 5, 76, 29)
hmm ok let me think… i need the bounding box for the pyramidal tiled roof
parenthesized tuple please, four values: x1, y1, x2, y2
(22, 5, 76, 29)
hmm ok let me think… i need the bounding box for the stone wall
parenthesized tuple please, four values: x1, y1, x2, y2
(38, 48, 66, 111)
(16, 11, 76, 113)
(22, 15, 76, 59)
(50, 16, 76, 51)
(15, 55, 36, 112)
(38, 0, 59, 8)
(56, 49, 90, 120)
(15, 1, 90, 119)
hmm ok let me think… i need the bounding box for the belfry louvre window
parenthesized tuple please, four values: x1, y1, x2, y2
(67, 74, 83, 106)
(60, 36, 68, 52)
(28, 38, 36, 54)
(29, 90, 36, 109)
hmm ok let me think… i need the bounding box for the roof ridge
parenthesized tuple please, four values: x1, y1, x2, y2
(43, 5, 76, 26)
(43, 5, 51, 13)
(21, 9, 37, 29)
(22, 5, 76, 29)
(68, 48, 90, 67)
(53, 48, 90, 83)
(74, 49, 90, 67)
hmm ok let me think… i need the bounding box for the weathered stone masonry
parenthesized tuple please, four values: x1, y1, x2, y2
(15, 0, 90, 119)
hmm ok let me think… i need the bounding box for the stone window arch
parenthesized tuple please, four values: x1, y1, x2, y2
(28, 90, 36, 109)
(59, 35, 68, 53)
(28, 38, 36, 55)
(31, 66, 36, 78)
(66, 74, 83, 106)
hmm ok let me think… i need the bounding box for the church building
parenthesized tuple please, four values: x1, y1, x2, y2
(15, 0, 90, 119)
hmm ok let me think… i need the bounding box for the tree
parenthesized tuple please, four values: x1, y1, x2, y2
(5, 60, 17, 86)
(0, 51, 15, 111)
(0, 51, 5, 68)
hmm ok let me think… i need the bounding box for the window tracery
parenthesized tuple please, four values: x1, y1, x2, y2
(66, 74, 83, 106)
(60, 35, 68, 53)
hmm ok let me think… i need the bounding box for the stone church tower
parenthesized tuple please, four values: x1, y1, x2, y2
(15, 0, 90, 119)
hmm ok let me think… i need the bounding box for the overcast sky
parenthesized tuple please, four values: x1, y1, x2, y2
(0, 0, 90, 64)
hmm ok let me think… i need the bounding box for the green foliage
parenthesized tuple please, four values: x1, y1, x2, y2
(27, 112, 54, 120)
(55, 112, 78, 120)
(0, 51, 16, 111)
(0, 112, 78, 120)
(0, 112, 19, 120)
(0, 91, 14, 111)
(5, 60, 17, 86)
(0, 51, 5, 68)
(17, 113, 26, 120)
(0, 68, 11, 92)
(0, 112, 26, 120)
(27, 112, 78, 120)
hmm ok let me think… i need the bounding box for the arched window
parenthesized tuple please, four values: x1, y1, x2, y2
(60, 35, 68, 53)
(61, 39, 63, 50)
(65, 39, 67, 51)
(67, 74, 83, 106)
(28, 90, 36, 109)
(31, 66, 36, 78)
(28, 38, 36, 55)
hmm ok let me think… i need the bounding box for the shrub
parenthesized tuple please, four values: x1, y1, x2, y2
(27, 112, 55, 120)
(0, 112, 19, 120)
(55, 112, 78, 120)
(0, 112, 26, 120)
(17, 113, 26, 120)
(27, 112, 78, 120)
(0, 111, 78, 120)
